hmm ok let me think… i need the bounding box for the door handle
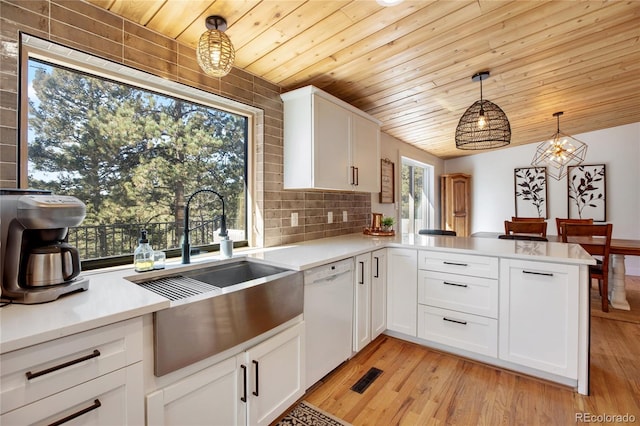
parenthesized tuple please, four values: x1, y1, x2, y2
(252, 360, 259, 396)
(374, 256, 379, 278)
(359, 261, 365, 284)
(240, 364, 247, 402)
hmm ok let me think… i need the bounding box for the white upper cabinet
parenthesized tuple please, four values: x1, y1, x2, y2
(281, 86, 381, 192)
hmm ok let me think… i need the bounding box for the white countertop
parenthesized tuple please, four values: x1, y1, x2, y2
(248, 233, 595, 270)
(0, 233, 594, 354)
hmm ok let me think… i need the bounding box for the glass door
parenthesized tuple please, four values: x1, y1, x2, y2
(401, 158, 434, 234)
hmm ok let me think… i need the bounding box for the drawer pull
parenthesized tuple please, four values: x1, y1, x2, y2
(48, 399, 101, 426)
(443, 261, 468, 267)
(443, 317, 467, 325)
(522, 270, 554, 277)
(26, 349, 101, 380)
(443, 281, 468, 288)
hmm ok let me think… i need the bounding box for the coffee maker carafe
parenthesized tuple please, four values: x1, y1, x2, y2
(1, 189, 89, 303)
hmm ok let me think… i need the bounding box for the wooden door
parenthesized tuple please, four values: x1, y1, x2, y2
(441, 174, 470, 236)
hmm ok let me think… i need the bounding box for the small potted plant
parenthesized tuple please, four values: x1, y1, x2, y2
(381, 216, 395, 232)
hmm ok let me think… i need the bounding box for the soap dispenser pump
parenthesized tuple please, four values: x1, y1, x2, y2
(134, 229, 154, 272)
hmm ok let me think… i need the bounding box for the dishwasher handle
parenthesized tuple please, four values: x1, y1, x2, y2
(306, 269, 352, 284)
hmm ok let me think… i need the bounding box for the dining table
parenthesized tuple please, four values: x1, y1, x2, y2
(471, 232, 640, 311)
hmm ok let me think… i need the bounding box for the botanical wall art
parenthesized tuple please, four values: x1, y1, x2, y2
(568, 164, 606, 221)
(514, 167, 548, 218)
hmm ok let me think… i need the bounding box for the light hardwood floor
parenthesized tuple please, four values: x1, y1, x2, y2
(302, 276, 640, 425)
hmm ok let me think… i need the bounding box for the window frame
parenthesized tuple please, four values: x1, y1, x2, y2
(401, 156, 435, 234)
(18, 33, 259, 268)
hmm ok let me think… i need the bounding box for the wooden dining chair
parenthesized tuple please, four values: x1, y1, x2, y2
(504, 220, 547, 237)
(418, 229, 457, 236)
(556, 218, 594, 237)
(511, 217, 545, 222)
(562, 223, 613, 312)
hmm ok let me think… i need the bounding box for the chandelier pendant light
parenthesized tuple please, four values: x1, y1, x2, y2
(455, 71, 511, 150)
(196, 15, 235, 77)
(531, 111, 587, 180)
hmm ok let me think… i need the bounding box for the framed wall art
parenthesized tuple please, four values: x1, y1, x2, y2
(514, 167, 548, 218)
(568, 164, 606, 221)
(380, 158, 395, 203)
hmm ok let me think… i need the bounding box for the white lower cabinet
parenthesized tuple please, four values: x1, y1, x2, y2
(353, 249, 387, 352)
(353, 252, 372, 352)
(416, 251, 499, 357)
(386, 248, 418, 336)
(245, 322, 305, 426)
(146, 356, 245, 426)
(0, 317, 143, 425)
(371, 249, 387, 340)
(146, 321, 305, 426)
(499, 259, 579, 378)
(1, 363, 142, 426)
(417, 305, 498, 357)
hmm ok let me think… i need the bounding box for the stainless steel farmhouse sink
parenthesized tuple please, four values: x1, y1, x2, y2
(126, 258, 303, 376)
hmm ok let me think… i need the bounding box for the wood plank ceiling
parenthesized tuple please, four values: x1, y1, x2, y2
(85, 0, 640, 159)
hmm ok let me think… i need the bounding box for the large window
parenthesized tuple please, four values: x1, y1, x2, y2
(22, 36, 251, 268)
(401, 157, 434, 234)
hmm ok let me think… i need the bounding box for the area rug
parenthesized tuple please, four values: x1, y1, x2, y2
(275, 401, 351, 426)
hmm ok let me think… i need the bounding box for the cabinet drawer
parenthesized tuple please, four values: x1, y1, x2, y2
(418, 271, 498, 318)
(0, 362, 143, 426)
(418, 251, 498, 279)
(1, 317, 142, 414)
(417, 305, 497, 357)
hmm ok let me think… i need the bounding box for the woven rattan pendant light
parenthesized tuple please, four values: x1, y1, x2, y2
(196, 16, 235, 77)
(455, 71, 511, 150)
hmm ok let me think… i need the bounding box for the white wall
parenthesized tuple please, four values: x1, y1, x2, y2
(371, 132, 445, 226)
(445, 122, 640, 275)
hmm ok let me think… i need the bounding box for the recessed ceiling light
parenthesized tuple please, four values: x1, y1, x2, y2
(376, 0, 404, 6)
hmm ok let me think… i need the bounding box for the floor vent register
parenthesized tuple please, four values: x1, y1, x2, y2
(350, 367, 383, 394)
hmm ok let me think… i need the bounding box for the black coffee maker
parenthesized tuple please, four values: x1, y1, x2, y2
(1, 189, 89, 303)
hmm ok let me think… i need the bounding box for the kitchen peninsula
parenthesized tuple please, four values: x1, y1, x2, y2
(0, 233, 595, 425)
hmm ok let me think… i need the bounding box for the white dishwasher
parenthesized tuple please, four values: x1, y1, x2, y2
(304, 258, 354, 389)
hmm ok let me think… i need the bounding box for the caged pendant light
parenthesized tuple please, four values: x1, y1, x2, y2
(531, 111, 587, 180)
(455, 71, 511, 150)
(196, 15, 235, 78)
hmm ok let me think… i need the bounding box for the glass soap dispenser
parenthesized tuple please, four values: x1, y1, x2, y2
(134, 229, 154, 272)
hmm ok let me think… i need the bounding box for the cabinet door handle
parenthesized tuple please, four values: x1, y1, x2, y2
(443, 261, 468, 267)
(359, 261, 365, 284)
(522, 270, 554, 277)
(355, 167, 359, 185)
(240, 364, 247, 403)
(48, 399, 101, 426)
(443, 281, 468, 288)
(26, 349, 100, 380)
(350, 166, 356, 185)
(252, 360, 259, 396)
(443, 317, 467, 325)
(374, 256, 379, 278)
